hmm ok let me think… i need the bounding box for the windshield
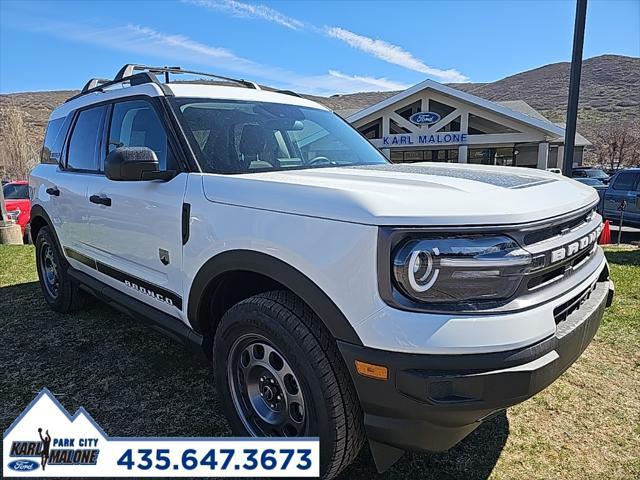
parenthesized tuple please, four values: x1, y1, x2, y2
(584, 169, 608, 179)
(3, 183, 29, 199)
(577, 178, 603, 186)
(170, 98, 388, 174)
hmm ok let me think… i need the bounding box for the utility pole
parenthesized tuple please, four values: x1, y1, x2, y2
(0, 181, 8, 226)
(562, 0, 588, 177)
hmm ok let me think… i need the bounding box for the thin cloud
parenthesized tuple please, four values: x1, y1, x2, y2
(183, 0, 304, 30)
(328, 70, 409, 91)
(325, 26, 469, 83)
(32, 21, 404, 95)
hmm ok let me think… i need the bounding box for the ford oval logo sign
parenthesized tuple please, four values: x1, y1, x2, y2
(409, 112, 441, 126)
(8, 459, 39, 472)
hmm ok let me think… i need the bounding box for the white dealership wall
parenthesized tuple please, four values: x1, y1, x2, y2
(346, 79, 590, 169)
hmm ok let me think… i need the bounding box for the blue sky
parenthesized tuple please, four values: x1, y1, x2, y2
(1, 0, 638, 95)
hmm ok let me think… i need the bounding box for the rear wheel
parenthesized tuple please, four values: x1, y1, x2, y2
(214, 291, 364, 479)
(35, 226, 89, 312)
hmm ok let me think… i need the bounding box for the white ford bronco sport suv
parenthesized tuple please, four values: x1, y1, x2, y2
(30, 64, 614, 478)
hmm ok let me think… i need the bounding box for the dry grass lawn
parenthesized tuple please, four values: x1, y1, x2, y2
(0, 245, 638, 479)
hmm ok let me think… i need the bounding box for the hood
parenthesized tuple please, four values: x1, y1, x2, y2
(201, 162, 599, 226)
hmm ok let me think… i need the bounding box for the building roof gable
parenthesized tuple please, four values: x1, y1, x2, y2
(346, 78, 569, 138)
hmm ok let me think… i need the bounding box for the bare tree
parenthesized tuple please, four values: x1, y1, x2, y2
(593, 120, 640, 171)
(0, 104, 39, 180)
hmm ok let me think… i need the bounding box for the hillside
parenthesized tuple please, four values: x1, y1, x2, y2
(1, 55, 638, 163)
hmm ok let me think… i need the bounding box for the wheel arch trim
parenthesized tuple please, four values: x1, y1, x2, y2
(29, 205, 65, 260)
(187, 249, 363, 346)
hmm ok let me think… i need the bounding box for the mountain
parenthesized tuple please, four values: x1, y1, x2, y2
(309, 55, 639, 146)
(1, 55, 638, 164)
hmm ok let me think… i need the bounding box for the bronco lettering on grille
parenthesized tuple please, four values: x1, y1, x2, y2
(550, 227, 600, 264)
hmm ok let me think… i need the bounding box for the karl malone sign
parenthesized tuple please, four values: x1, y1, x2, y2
(372, 132, 469, 148)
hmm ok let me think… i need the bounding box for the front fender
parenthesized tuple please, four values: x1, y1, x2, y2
(187, 249, 363, 345)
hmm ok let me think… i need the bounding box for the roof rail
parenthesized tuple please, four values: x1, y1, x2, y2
(66, 64, 261, 103)
(65, 72, 158, 103)
(115, 64, 261, 90)
(275, 89, 303, 98)
(81, 78, 111, 92)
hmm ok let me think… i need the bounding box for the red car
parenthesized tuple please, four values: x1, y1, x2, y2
(3, 180, 31, 240)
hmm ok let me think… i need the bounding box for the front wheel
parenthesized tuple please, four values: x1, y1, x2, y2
(214, 291, 364, 479)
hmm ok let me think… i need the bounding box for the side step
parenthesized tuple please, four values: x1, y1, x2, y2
(68, 268, 204, 358)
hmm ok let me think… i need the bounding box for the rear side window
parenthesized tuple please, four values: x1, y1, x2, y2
(612, 172, 638, 191)
(66, 106, 107, 171)
(41, 115, 72, 164)
(2, 183, 29, 199)
(108, 100, 175, 170)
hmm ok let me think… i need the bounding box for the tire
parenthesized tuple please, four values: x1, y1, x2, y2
(214, 290, 365, 479)
(35, 226, 89, 313)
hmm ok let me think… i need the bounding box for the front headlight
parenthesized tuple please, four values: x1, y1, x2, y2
(393, 235, 532, 305)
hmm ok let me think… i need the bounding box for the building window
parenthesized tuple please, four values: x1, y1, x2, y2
(468, 147, 515, 166)
(390, 118, 411, 134)
(468, 148, 492, 165)
(428, 99, 456, 118)
(403, 151, 423, 162)
(494, 147, 515, 166)
(390, 151, 403, 163)
(395, 101, 421, 121)
(358, 118, 382, 139)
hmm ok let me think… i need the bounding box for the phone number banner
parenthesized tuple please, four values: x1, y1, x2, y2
(3, 389, 319, 477)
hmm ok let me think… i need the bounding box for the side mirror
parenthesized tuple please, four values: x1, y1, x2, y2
(105, 147, 175, 181)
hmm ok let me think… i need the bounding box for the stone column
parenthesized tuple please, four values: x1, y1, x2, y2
(458, 145, 468, 163)
(537, 142, 549, 170)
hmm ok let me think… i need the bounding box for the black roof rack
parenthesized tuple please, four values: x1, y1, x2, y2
(114, 64, 261, 90)
(275, 89, 303, 98)
(66, 64, 261, 103)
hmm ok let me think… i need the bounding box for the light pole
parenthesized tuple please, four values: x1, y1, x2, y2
(562, 0, 588, 177)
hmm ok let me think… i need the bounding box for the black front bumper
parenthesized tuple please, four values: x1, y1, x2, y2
(338, 277, 614, 455)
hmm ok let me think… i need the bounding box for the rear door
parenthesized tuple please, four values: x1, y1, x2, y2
(45, 105, 108, 264)
(603, 171, 640, 226)
(85, 98, 187, 318)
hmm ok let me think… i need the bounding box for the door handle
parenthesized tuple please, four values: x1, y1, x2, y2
(46, 186, 60, 196)
(90, 194, 112, 207)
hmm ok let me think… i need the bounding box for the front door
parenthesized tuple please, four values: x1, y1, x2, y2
(85, 99, 187, 318)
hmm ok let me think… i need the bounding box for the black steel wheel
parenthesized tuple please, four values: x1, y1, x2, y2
(39, 240, 60, 299)
(214, 290, 364, 479)
(228, 334, 306, 437)
(35, 226, 89, 313)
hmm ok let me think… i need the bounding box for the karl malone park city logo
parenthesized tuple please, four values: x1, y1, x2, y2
(3, 388, 103, 476)
(3, 388, 320, 477)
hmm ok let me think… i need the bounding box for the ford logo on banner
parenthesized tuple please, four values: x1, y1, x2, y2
(8, 459, 39, 471)
(409, 112, 441, 126)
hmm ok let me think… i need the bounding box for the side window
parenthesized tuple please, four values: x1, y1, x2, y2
(108, 100, 175, 170)
(612, 172, 637, 191)
(3, 183, 29, 199)
(41, 115, 72, 165)
(66, 106, 107, 171)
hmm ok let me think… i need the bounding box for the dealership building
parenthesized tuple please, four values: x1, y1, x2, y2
(343, 79, 589, 169)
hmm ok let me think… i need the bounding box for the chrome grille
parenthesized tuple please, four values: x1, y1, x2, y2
(522, 208, 595, 246)
(520, 207, 602, 294)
